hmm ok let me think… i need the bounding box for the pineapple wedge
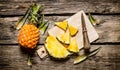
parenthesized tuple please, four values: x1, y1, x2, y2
(68, 24, 78, 36)
(57, 28, 70, 44)
(67, 38, 79, 53)
(54, 21, 68, 31)
(45, 35, 70, 58)
(55, 20, 78, 36)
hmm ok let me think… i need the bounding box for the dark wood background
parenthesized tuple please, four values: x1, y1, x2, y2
(0, 0, 120, 70)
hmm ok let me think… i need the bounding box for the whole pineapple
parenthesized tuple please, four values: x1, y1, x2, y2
(16, 4, 49, 66)
(18, 24, 39, 49)
(17, 4, 48, 49)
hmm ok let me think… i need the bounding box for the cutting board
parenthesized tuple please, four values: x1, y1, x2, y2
(48, 10, 99, 49)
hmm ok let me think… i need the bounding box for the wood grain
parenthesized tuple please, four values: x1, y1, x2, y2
(0, 0, 120, 3)
(0, 2, 120, 16)
(0, 15, 120, 44)
(0, 45, 120, 70)
(0, 0, 120, 70)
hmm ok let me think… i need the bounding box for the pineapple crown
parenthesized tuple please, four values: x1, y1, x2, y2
(16, 4, 49, 35)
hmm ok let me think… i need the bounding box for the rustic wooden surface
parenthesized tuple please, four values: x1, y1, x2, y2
(0, 0, 120, 70)
(0, 45, 120, 70)
(0, 15, 120, 44)
(0, 2, 120, 16)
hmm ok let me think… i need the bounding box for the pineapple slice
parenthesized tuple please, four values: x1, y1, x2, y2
(68, 24, 78, 36)
(56, 34, 64, 43)
(67, 38, 79, 53)
(57, 28, 70, 44)
(55, 21, 68, 31)
(45, 35, 70, 58)
(55, 20, 78, 36)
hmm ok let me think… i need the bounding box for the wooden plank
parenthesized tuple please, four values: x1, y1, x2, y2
(0, 0, 120, 3)
(0, 2, 120, 16)
(0, 45, 120, 70)
(0, 15, 120, 44)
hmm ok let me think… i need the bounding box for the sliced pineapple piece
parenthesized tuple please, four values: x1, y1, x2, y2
(56, 34, 64, 43)
(45, 35, 70, 58)
(62, 29, 70, 44)
(68, 24, 78, 36)
(57, 28, 70, 44)
(67, 38, 79, 53)
(54, 20, 68, 31)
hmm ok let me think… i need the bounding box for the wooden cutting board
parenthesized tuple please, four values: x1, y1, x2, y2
(48, 10, 99, 49)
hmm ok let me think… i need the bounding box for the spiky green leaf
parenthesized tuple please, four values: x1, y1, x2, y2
(88, 47, 101, 57)
(27, 55, 32, 66)
(16, 7, 31, 30)
(29, 4, 42, 25)
(74, 55, 87, 64)
(32, 4, 42, 15)
(88, 12, 98, 25)
(74, 47, 101, 64)
(40, 22, 49, 35)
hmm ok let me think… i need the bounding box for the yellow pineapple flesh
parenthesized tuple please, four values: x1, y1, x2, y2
(45, 35, 70, 58)
(67, 38, 79, 53)
(18, 24, 39, 49)
(68, 24, 78, 36)
(57, 28, 70, 44)
(55, 21, 68, 31)
(55, 20, 78, 36)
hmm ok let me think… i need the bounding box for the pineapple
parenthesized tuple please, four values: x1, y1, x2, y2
(18, 24, 39, 49)
(45, 35, 70, 58)
(16, 4, 48, 49)
(45, 20, 80, 59)
(67, 38, 79, 53)
(56, 28, 70, 44)
(68, 24, 78, 36)
(54, 20, 68, 31)
(16, 4, 49, 66)
(55, 20, 78, 36)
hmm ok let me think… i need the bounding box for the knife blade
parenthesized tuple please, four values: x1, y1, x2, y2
(81, 13, 91, 53)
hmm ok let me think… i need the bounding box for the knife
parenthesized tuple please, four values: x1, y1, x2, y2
(81, 13, 91, 53)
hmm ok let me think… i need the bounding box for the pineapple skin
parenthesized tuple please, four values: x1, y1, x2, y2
(18, 24, 39, 49)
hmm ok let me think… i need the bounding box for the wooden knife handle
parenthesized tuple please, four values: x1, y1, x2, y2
(83, 29, 91, 53)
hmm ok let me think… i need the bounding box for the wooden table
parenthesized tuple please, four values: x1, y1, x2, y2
(0, 0, 120, 70)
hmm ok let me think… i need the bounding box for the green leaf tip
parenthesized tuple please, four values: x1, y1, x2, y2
(30, 4, 43, 25)
(38, 14, 45, 28)
(74, 47, 101, 64)
(88, 47, 101, 57)
(32, 4, 42, 15)
(27, 55, 32, 66)
(88, 12, 99, 25)
(40, 21, 49, 35)
(16, 7, 31, 30)
(74, 55, 87, 64)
